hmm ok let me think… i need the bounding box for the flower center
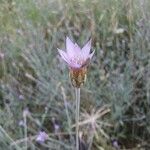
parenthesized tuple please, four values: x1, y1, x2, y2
(70, 57, 84, 65)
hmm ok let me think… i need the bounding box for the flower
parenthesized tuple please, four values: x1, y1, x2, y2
(112, 139, 120, 149)
(19, 95, 24, 100)
(58, 37, 94, 87)
(36, 131, 48, 143)
(58, 37, 94, 69)
(23, 107, 30, 117)
(18, 120, 25, 127)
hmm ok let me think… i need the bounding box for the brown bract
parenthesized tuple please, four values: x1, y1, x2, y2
(69, 67, 87, 88)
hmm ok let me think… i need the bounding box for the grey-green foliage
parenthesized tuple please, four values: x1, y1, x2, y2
(0, 0, 150, 149)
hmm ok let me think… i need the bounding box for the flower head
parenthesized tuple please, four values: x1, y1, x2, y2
(18, 120, 25, 127)
(23, 107, 30, 117)
(19, 95, 24, 100)
(36, 131, 48, 143)
(58, 37, 94, 69)
(58, 37, 94, 88)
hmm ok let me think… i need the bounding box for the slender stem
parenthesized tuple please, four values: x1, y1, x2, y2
(61, 87, 74, 143)
(23, 115, 27, 150)
(75, 88, 80, 150)
(88, 133, 94, 150)
(88, 125, 95, 150)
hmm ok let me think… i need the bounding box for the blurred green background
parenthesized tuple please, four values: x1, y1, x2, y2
(0, 0, 150, 149)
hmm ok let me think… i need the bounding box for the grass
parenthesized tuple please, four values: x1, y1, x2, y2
(0, 0, 150, 149)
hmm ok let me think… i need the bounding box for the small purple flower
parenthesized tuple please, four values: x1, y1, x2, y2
(18, 120, 25, 127)
(36, 131, 48, 143)
(19, 95, 24, 100)
(23, 107, 30, 117)
(54, 124, 60, 134)
(58, 37, 94, 69)
(112, 139, 120, 149)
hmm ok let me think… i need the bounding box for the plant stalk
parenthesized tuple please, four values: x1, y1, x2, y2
(75, 88, 80, 150)
(23, 114, 27, 150)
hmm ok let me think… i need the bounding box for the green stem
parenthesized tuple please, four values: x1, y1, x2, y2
(75, 88, 80, 150)
(23, 115, 27, 150)
(88, 125, 95, 150)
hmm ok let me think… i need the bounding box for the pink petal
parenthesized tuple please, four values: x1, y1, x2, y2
(69, 62, 82, 69)
(66, 37, 81, 59)
(89, 50, 95, 59)
(58, 49, 81, 68)
(66, 37, 76, 58)
(58, 49, 70, 64)
(81, 39, 92, 59)
(74, 43, 81, 51)
(74, 43, 82, 56)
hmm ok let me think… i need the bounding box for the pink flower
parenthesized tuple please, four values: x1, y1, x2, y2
(36, 131, 48, 143)
(58, 37, 94, 69)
